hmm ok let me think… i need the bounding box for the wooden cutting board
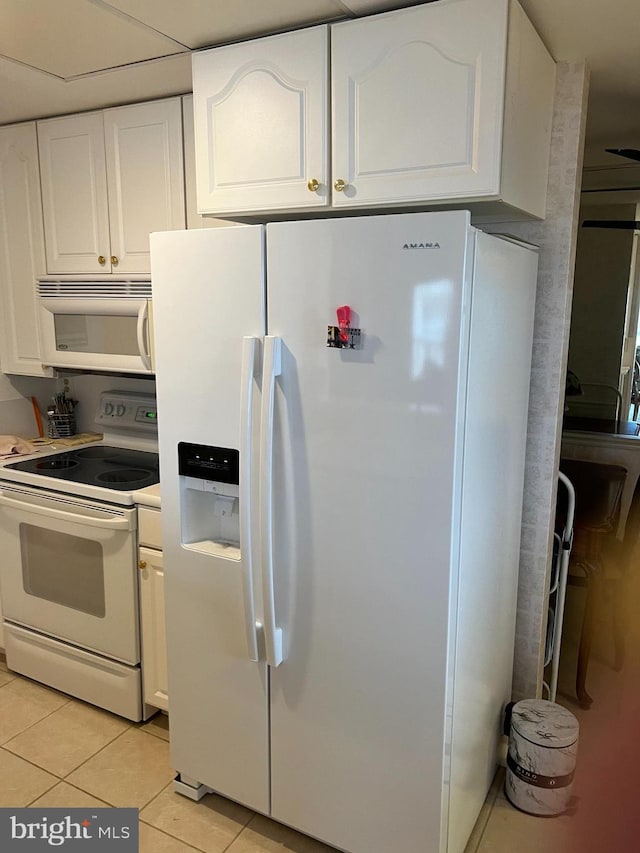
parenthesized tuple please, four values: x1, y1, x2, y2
(49, 432, 102, 447)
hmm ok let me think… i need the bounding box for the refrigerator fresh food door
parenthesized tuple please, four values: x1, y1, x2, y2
(265, 211, 472, 853)
(150, 226, 269, 812)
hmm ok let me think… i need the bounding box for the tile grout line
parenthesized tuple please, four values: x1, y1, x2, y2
(60, 726, 177, 811)
(0, 687, 73, 749)
(0, 745, 64, 787)
(138, 817, 205, 852)
(219, 809, 258, 853)
(135, 714, 171, 743)
(139, 780, 254, 853)
(51, 779, 113, 808)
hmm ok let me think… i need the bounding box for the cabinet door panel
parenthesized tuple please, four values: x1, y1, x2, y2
(104, 99, 185, 274)
(182, 95, 232, 229)
(193, 26, 328, 214)
(0, 123, 52, 376)
(139, 545, 168, 712)
(331, 0, 508, 207)
(38, 113, 111, 273)
(355, 43, 474, 174)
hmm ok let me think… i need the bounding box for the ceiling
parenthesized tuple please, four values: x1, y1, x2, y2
(1, 0, 639, 184)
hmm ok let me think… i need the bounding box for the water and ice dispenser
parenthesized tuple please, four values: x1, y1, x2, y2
(178, 442, 240, 558)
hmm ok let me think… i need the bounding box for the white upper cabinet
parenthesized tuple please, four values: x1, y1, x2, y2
(38, 98, 186, 275)
(38, 112, 110, 274)
(192, 27, 329, 215)
(192, 0, 555, 219)
(0, 123, 53, 376)
(104, 100, 186, 272)
(332, 0, 506, 208)
(182, 95, 234, 229)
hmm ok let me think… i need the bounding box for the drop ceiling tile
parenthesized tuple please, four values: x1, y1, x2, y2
(0, 52, 192, 125)
(0, 0, 187, 79)
(101, 0, 348, 49)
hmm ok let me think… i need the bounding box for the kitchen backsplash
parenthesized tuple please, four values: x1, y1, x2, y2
(65, 375, 156, 434)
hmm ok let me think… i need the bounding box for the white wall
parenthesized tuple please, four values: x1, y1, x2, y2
(0, 374, 58, 437)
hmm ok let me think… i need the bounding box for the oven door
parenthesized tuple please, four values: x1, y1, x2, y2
(38, 295, 153, 374)
(0, 484, 139, 665)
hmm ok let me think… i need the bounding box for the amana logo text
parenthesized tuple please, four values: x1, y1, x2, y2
(402, 242, 441, 249)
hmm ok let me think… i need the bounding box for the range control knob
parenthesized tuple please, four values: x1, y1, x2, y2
(104, 402, 114, 416)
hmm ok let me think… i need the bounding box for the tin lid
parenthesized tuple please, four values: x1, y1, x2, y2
(511, 699, 579, 748)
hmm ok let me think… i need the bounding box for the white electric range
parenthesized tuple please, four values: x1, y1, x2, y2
(0, 390, 159, 721)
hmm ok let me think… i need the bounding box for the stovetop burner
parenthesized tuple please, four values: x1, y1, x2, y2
(36, 458, 80, 471)
(73, 447, 122, 460)
(4, 445, 160, 492)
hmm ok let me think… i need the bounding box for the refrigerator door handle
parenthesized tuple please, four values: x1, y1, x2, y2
(240, 336, 260, 662)
(259, 335, 284, 667)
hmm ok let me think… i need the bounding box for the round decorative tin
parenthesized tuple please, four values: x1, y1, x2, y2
(505, 699, 579, 816)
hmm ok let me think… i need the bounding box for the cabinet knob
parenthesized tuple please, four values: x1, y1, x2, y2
(334, 179, 347, 192)
(98, 255, 106, 265)
(307, 178, 320, 193)
(138, 560, 147, 570)
(111, 256, 119, 267)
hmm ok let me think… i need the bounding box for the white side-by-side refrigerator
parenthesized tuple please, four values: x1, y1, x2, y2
(150, 211, 537, 853)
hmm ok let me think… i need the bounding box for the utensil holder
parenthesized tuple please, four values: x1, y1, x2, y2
(47, 413, 77, 438)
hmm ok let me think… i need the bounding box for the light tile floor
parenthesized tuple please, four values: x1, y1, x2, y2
(0, 654, 337, 853)
(2, 566, 638, 853)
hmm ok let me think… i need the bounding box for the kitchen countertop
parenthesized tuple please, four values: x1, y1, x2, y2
(132, 482, 161, 508)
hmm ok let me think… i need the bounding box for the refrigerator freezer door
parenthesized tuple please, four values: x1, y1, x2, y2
(447, 232, 537, 853)
(150, 226, 270, 812)
(265, 212, 472, 853)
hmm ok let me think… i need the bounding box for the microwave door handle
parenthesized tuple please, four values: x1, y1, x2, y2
(137, 302, 153, 371)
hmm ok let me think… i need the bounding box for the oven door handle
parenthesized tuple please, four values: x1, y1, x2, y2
(0, 493, 133, 531)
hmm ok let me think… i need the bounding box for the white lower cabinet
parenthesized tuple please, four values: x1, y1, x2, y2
(138, 507, 168, 712)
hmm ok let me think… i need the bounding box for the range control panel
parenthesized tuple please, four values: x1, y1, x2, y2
(95, 391, 158, 433)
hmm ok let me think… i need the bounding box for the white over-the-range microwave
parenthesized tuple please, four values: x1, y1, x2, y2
(37, 279, 154, 374)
